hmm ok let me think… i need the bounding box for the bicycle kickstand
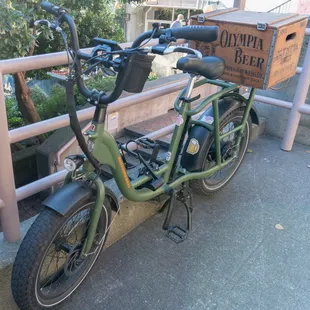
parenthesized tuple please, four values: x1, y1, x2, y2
(162, 188, 193, 244)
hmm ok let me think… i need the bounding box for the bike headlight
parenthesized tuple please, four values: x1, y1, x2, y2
(64, 157, 76, 172)
(63, 155, 84, 172)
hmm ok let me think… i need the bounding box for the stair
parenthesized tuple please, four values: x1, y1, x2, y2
(124, 110, 177, 149)
(124, 111, 266, 145)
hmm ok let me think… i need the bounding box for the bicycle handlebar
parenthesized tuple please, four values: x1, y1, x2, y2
(41, 1, 62, 15)
(131, 25, 219, 48)
(41, 2, 124, 106)
(41, 1, 219, 106)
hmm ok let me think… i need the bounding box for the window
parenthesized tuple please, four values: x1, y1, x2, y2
(174, 8, 189, 20)
(154, 8, 173, 21)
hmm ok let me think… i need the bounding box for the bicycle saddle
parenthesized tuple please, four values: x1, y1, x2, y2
(176, 56, 225, 80)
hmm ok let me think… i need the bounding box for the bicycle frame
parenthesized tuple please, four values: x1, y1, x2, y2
(74, 78, 256, 254)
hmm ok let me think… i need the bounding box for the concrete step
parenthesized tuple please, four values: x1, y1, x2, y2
(124, 110, 177, 149)
(125, 113, 267, 143)
(251, 117, 267, 141)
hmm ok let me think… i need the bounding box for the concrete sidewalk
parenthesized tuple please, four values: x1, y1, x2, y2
(2, 135, 310, 310)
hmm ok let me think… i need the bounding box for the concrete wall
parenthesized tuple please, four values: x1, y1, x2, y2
(152, 53, 185, 78)
(126, 5, 147, 42)
(254, 18, 310, 146)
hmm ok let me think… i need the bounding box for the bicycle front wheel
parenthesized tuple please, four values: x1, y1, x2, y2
(11, 195, 111, 309)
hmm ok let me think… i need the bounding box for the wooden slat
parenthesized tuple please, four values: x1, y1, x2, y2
(268, 13, 299, 26)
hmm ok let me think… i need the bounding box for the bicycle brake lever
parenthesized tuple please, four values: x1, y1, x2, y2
(34, 19, 62, 32)
(89, 45, 111, 58)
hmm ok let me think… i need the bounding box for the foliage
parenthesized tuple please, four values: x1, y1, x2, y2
(75, 74, 117, 106)
(147, 72, 158, 81)
(1, 0, 156, 129)
(1, 0, 127, 131)
(6, 69, 158, 129)
(0, 2, 34, 59)
(34, 0, 125, 56)
(0, 1, 53, 60)
(30, 85, 48, 106)
(0, 0, 126, 81)
(33, 75, 117, 119)
(36, 85, 68, 119)
(154, 8, 173, 21)
(5, 97, 24, 129)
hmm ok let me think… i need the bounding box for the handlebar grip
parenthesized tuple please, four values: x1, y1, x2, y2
(172, 47, 196, 55)
(170, 25, 219, 43)
(41, 1, 59, 15)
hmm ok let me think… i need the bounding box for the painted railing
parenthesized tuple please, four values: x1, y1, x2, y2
(1, 28, 310, 242)
(268, 0, 292, 13)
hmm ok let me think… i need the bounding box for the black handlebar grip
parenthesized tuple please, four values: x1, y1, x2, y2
(173, 47, 196, 55)
(170, 25, 219, 43)
(41, 1, 58, 15)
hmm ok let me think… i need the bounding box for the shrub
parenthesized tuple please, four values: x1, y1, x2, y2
(31, 85, 48, 106)
(6, 71, 158, 130)
(5, 97, 24, 129)
(75, 74, 117, 106)
(36, 85, 68, 119)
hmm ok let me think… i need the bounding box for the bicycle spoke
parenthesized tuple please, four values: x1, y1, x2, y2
(203, 118, 247, 186)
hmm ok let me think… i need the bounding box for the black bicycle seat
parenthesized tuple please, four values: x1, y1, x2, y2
(176, 56, 225, 80)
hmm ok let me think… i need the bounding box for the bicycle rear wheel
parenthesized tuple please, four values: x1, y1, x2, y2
(190, 108, 251, 195)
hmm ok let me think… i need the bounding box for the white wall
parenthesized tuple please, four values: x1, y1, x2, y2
(222, 0, 297, 12)
(125, 5, 146, 42)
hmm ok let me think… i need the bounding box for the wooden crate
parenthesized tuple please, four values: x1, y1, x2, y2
(190, 9, 308, 89)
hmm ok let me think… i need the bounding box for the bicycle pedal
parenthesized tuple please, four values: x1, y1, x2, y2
(166, 225, 188, 244)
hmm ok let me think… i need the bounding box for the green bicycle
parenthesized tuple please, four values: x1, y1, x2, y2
(12, 2, 259, 309)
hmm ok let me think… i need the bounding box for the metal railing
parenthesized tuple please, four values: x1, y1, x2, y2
(1, 28, 310, 242)
(268, 0, 292, 13)
(0, 39, 189, 242)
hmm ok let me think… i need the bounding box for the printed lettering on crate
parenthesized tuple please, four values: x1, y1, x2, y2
(191, 8, 307, 89)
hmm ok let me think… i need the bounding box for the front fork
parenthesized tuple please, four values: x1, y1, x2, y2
(65, 171, 106, 256)
(81, 173, 106, 255)
(64, 172, 106, 256)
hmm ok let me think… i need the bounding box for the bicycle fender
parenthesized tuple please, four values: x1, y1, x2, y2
(43, 182, 120, 216)
(200, 97, 259, 126)
(181, 96, 258, 172)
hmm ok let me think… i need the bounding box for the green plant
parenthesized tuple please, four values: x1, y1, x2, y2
(5, 97, 24, 129)
(30, 85, 48, 106)
(1, 0, 129, 129)
(36, 85, 67, 120)
(29, 74, 116, 120)
(75, 74, 117, 106)
(148, 72, 158, 81)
